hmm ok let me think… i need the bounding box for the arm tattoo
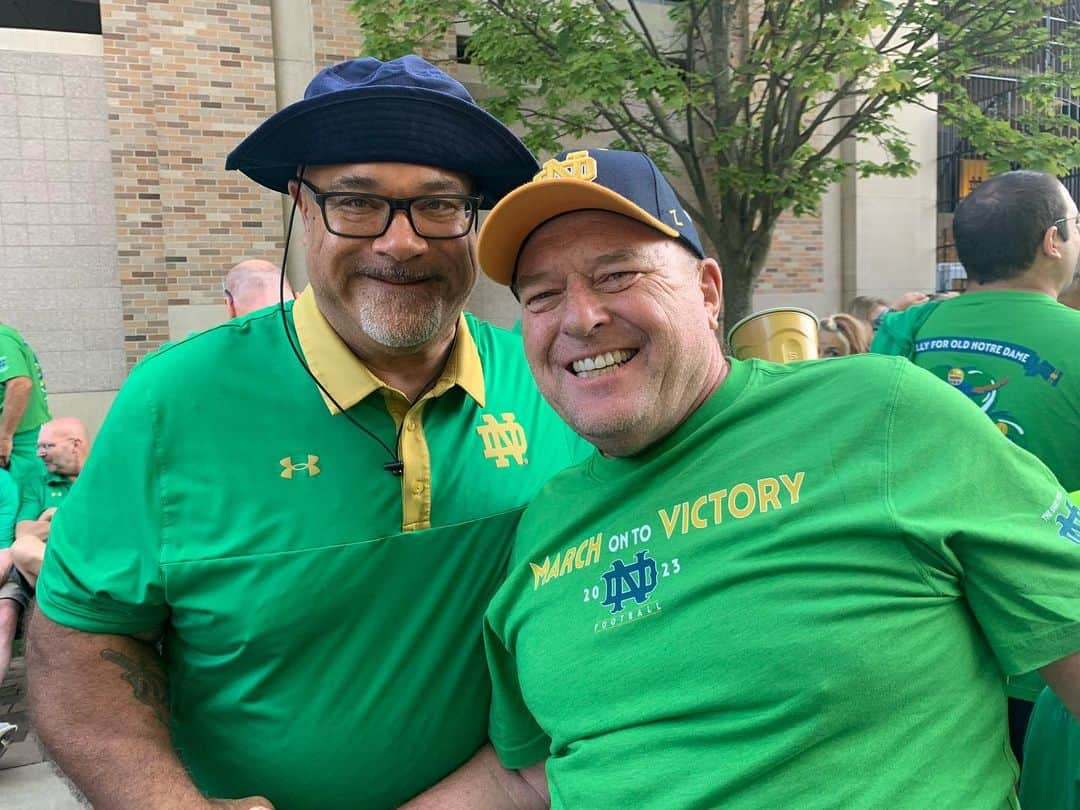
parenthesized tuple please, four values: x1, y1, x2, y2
(100, 648, 169, 728)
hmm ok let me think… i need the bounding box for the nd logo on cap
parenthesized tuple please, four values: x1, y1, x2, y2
(534, 150, 598, 183)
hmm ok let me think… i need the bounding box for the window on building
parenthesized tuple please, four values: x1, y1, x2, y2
(0, 0, 102, 36)
(456, 35, 471, 65)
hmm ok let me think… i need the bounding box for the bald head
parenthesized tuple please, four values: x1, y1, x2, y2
(37, 417, 90, 478)
(224, 259, 294, 318)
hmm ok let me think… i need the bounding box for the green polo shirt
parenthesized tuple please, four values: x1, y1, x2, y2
(36, 289, 591, 809)
(16, 470, 74, 523)
(0, 324, 50, 436)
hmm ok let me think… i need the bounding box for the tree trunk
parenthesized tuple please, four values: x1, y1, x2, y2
(717, 250, 768, 341)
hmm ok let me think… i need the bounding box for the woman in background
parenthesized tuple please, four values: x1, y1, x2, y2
(818, 313, 871, 357)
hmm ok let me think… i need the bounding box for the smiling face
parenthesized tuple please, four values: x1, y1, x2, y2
(515, 211, 726, 457)
(293, 162, 478, 358)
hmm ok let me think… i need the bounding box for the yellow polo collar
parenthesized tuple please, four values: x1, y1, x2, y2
(292, 287, 486, 411)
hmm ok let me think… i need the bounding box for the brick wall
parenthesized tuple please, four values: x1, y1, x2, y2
(312, 0, 363, 66)
(101, 0, 286, 368)
(755, 211, 825, 296)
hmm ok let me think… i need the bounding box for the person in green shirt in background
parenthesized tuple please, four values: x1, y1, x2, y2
(0, 465, 21, 753)
(410, 147, 1080, 809)
(0, 323, 50, 493)
(1021, 491, 1080, 810)
(27, 56, 587, 810)
(871, 169, 1080, 760)
(12, 417, 90, 589)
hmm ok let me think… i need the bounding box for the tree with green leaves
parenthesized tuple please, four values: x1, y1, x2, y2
(351, 0, 1080, 324)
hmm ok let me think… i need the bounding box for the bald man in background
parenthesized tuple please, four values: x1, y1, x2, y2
(223, 259, 295, 318)
(13, 417, 91, 588)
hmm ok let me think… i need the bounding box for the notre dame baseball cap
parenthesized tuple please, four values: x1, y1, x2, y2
(477, 147, 703, 286)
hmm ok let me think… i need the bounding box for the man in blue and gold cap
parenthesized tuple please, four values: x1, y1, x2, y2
(28, 57, 585, 810)
(465, 147, 1080, 808)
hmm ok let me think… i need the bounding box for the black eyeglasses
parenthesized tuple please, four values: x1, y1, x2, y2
(299, 179, 481, 239)
(1054, 214, 1080, 231)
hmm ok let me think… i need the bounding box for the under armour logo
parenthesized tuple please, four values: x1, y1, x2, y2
(475, 413, 528, 468)
(601, 551, 657, 614)
(533, 150, 597, 183)
(280, 455, 320, 479)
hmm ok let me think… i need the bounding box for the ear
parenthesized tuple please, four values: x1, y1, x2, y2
(1043, 223, 1062, 259)
(287, 180, 313, 245)
(287, 179, 303, 208)
(225, 297, 238, 319)
(698, 258, 723, 331)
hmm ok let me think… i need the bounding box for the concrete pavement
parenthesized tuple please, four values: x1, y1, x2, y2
(0, 652, 86, 808)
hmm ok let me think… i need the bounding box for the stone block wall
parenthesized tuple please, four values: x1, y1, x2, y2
(0, 38, 125, 395)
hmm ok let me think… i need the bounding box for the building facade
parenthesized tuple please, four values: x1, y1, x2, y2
(0, 0, 937, 434)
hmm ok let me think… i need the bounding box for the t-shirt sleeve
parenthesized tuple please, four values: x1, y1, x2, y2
(0, 333, 31, 384)
(0, 470, 17, 548)
(484, 613, 551, 769)
(14, 479, 42, 524)
(35, 374, 168, 635)
(886, 361, 1080, 676)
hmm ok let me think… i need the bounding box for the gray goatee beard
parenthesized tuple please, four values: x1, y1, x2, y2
(357, 297, 445, 349)
(354, 265, 447, 350)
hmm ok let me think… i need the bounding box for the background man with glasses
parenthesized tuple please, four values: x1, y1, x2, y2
(11, 416, 91, 588)
(873, 169, 1080, 760)
(27, 56, 585, 810)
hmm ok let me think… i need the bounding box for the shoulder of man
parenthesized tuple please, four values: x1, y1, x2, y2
(132, 307, 282, 375)
(869, 300, 943, 358)
(463, 312, 536, 381)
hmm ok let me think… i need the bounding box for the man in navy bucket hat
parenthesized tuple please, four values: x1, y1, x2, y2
(28, 56, 585, 810)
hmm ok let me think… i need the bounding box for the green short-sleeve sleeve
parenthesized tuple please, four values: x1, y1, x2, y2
(0, 469, 17, 548)
(15, 475, 44, 524)
(484, 614, 551, 769)
(887, 362, 1080, 677)
(0, 332, 31, 384)
(36, 374, 168, 635)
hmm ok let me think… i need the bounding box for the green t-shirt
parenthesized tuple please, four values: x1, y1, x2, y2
(486, 356, 1080, 810)
(36, 295, 590, 809)
(16, 470, 74, 523)
(0, 468, 18, 548)
(879, 291, 1080, 700)
(884, 292, 1080, 490)
(0, 324, 50, 436)
(1020, 685, 1080, 810)
(1015, 490, 1080, 810)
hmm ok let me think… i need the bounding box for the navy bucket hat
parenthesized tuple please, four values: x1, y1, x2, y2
(226, 55, 538, 207)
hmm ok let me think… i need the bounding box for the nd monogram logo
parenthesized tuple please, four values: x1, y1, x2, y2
(280, 455, 320, 479)
(476, 413, 528, 468)
(534, 150, 597, 183)
(601, 551, 657, 614)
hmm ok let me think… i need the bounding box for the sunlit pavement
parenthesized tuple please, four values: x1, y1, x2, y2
(0, 653, 86, 808)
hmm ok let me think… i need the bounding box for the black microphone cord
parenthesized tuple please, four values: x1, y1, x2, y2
(277, 166, 405, 476)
